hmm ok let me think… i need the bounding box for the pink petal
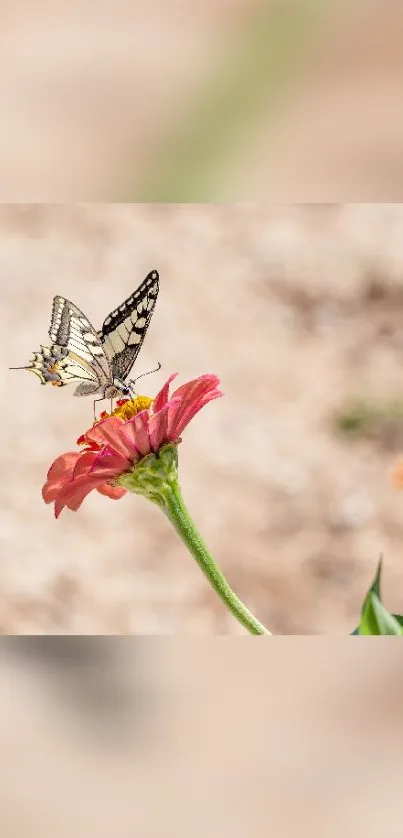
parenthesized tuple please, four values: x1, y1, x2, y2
(125, 410, 152, 457)
(169, 375, 222, 437)
(152, 373, 178, 413)
(166, 398, 186, 440)
(175, 390, 223, 437)
(96, 484, 127, 499)
(172, 374, 220, 403)
(148, 398, 181, 450)
(54, 479, 94, 517)
(42, 451, 80, 503)
(122, 410, 148, 458)
(89, 445, 131, 476)
(72, 449, 100, 480)
(53, 446, 133, 517)
(54, 469, 119, 518)
(85, 416, 136, 460)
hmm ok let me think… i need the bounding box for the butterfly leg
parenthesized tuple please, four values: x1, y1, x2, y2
(92, 395, 107, 421)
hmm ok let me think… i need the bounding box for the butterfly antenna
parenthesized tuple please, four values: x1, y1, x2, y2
(131, 361, 162, 387)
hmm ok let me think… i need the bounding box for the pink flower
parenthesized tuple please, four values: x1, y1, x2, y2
(43, 373, 222, 518)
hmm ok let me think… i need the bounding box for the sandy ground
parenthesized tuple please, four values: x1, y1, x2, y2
(2, 203, 403, 634)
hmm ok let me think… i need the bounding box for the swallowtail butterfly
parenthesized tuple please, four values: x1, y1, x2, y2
(12, 269, 160, 411)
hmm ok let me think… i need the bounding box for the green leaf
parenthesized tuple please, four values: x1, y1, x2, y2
(359, 593, 403, 635)
(392, 614, 403, 627)
(369, 555, 382, 599)
(336, 399, 379, 434)
(352, 556, 403, 635)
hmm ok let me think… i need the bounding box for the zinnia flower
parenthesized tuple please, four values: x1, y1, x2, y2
(41, 370, 270, 635)
(43, 373, 222, 518)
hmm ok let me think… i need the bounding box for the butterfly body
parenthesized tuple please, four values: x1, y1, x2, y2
(12, 270, 160, 404)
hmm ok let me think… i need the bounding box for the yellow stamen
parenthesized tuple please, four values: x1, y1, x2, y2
(112, 395, 153, 421)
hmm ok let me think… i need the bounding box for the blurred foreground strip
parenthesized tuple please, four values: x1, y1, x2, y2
(0, 642, 403, 836)
(132, 0, 334, 200)
(2, 637, 161, 746)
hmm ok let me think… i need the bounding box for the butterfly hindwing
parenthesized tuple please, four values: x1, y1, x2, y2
(52, 351, 102, 391)
(98, 270, 159, 382)
(21, 345, 101, 393)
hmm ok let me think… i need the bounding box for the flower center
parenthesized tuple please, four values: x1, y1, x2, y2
(112, 395, 153, 420)
(77, 395, 153, 446)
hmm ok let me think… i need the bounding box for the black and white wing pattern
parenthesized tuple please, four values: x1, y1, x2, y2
(19, 344, 107, 394)
(98, 269, 159, 383)
(48, 296, 112, 395)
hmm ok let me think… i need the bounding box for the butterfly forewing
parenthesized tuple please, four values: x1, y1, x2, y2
(99, 269, 159, 381)
(49, 296, 110, 373)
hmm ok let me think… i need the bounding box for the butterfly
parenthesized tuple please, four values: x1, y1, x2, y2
(11, 269, 160, 414)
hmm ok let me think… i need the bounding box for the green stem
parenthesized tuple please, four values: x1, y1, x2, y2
(117, 444, 271, 635)
(163, 480, 271, 636)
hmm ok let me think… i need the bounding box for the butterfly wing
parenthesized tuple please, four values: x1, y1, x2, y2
(23, 345, 102, 393)
(98, 270, 159, 382)
(49, 296, 111, 393)
(12, 277, 159, 399)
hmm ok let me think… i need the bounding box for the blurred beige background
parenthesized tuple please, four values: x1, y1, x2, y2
(2, 203, 403, 634)
(1, 0, 403, 200)
(1, 641, 403, 837)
